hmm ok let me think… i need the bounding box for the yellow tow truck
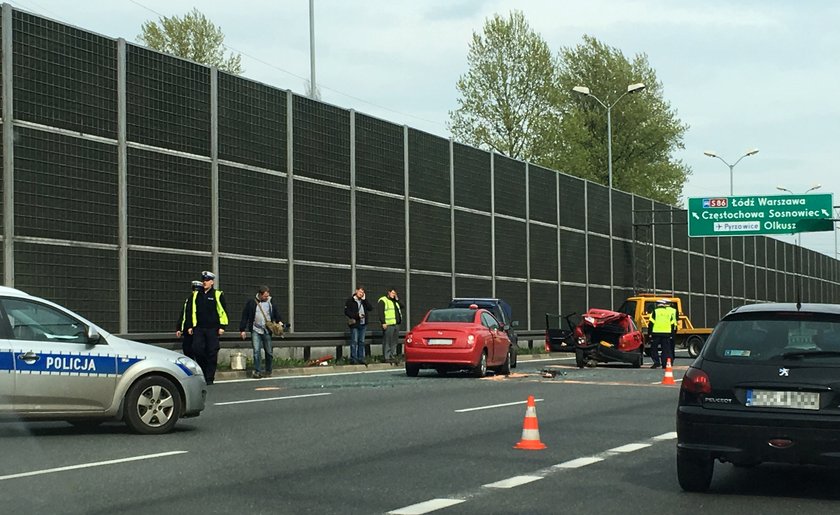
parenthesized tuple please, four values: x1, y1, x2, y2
(616, 293, 713, 358)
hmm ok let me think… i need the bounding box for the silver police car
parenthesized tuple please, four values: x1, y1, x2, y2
(0, 286, 206, 434)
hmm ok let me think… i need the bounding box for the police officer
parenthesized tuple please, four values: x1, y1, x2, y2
(378, 288, 403, 364)
(648, 299, 677, 369)
(186, 271, 229, 384)
(176, 280, 203, 360)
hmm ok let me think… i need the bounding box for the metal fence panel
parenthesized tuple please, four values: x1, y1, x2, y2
(292, 95, 350, 184)
(126, 45, 210, 156)
(408, 129, 449, 204)
(13, 10, 117, 138)
(219, 165, 287, 258)
(408, 201, 450, 272)
(218, 72, 286, 170)
(293, 181, 350, 264)
(127, 147, 211, 250)
(15, 127, 118, 243)
(16, 242, 119, 330)
(355, 113, 403, 195)
(493, 154, 525, 219)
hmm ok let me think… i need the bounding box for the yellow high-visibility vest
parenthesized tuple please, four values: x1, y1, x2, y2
(191, 290, 228, 327)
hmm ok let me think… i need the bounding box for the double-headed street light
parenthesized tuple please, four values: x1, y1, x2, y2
(777, 184, 821, 248)
(703, 149, 759, 196)
(776, 184, 821, 195)
(572, 83, 646, 190)
(572, 82, 646, 301)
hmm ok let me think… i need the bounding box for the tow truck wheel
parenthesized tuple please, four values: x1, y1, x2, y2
(124, 375, 182, 435)
(687, 336, 705, 358)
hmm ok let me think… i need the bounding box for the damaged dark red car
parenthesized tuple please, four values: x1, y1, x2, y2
(574, 308, 645, 368)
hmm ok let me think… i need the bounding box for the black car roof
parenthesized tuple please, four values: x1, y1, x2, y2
(725, 303, 840, 317)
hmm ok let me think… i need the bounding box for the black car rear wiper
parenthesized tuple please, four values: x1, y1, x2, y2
(778, 350, 840, 359)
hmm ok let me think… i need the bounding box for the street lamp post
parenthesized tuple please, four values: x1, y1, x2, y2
(703, 149, 759, 196)
(572, 83, 646, 302)
(777, 184, 821, 303)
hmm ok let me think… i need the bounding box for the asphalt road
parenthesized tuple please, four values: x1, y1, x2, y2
(2, 352, 840, 514)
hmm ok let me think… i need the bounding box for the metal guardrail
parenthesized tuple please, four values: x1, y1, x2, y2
(119, 329, 547, 359)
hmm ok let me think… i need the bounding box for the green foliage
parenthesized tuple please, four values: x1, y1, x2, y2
(138, 8, 243, 75)
(540, 35, 690, 205)
(448, 10, 560, 161)
(450, 12, 691, 205)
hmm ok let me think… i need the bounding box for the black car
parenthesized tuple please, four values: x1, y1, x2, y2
(448, 298, 518, 368)
(677, 303, 840, 492)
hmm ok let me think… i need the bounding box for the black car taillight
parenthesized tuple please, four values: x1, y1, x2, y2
(681, 367, 711, 395)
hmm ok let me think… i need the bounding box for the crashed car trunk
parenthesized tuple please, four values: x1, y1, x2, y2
(574, 308, 644, 368)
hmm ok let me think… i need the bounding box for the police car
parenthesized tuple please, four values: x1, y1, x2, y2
(0, 287, 206, 434)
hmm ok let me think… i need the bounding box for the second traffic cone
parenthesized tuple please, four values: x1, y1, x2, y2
(661, 358, 676, 385)
(514, 395, 547, 450)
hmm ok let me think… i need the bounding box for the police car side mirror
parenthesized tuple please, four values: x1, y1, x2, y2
(87, 326, 101, 344)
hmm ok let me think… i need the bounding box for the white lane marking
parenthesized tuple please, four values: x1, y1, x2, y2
(219, 368, 398, 383)
(649, 379, 682, 384)
(608, 443, 651, 453)
(554, 456, 604, 469)
(483, 475, 543, 489)
(387, 498, 465, 515)
(387, 432, 673, 513)
(214, 392, 331, 406)
(653, 431, 677, 440)
(0, 451, 187, 481)
(455, 398, 543, 413)
(527, 356, 575, 363)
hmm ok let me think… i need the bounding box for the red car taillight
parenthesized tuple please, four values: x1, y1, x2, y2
(681, 367, 711, 395)
(466, 334, 475, 346)
(405, 333, 413, 345)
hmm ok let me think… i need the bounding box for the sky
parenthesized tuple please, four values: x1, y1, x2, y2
(9, 0, 840, 256)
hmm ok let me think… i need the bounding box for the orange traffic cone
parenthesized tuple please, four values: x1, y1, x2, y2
(661, 358, 676, 385)
(514, 395, 547, 450)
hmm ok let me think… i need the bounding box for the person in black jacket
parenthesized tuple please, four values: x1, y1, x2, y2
(176, 280, 203, 359)
(185, 271, 229, 385)
(239, 286, 284, 378)
(344, 286, 373, 365)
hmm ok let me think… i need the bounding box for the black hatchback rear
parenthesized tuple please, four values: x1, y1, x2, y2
(677, 303, 840, 492)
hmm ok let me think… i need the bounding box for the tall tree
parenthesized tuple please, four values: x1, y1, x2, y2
(540, 35, 689, 205)
(138, 8, 243, 75)
(448, 11, 559, 161)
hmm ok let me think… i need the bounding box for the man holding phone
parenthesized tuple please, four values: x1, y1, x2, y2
(378, 288, 403, 364)
(344, 286, 373, 365)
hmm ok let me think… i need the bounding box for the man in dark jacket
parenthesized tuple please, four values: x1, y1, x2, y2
(186, 271, 228, 384)
(239, 286, 284, 378)
(344, 286, 373, 365)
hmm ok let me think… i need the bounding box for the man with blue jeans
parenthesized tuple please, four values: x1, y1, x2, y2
(345, 286, 373, 365)
(239, 286, 284, 378)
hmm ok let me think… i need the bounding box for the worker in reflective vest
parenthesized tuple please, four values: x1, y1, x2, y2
(378, 288, 403, 364)
(648, 299, 677, 369)
(187, 271, 229, 384)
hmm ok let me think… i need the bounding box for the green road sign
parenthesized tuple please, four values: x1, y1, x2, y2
(688, 194, 834, 237)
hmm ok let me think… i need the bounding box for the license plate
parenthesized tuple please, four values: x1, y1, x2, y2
(746, 389, 820, 410)
(427, 338, 453, 345)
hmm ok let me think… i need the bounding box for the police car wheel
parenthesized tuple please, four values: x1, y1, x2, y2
(124, 376, 182, 435)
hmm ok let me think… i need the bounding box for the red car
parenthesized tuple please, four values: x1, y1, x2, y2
(404, 305, 513, 377)
(574, 308, 645, 368)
